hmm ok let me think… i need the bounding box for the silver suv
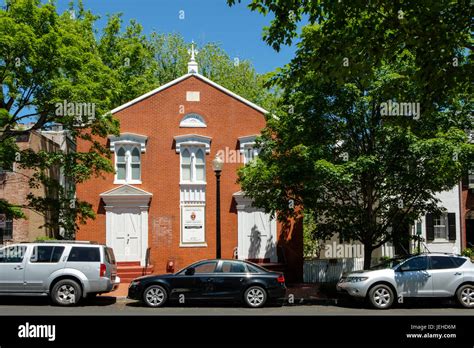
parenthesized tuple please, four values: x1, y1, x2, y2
(0, 241, 120, 306)
(337, 253, 474, 309)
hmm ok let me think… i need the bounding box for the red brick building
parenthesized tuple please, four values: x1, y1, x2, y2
(76, 52, 302, 282)
(0, 131, 63, 243)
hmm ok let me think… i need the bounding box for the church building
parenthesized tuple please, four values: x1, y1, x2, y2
(76, 45, 302, 282)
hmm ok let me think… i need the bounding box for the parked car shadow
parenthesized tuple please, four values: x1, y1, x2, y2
(126, 299, 283, 308)
(334, 296, 460, 310)
(0, 295, 117, 307)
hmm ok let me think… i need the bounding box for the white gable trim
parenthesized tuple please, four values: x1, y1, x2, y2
(110, 73, 268, 115)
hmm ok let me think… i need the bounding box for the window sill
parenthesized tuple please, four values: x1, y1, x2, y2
(179, 243, 208, 248)
(180, 181, 207, 186)
(428, 239, 454, 244)
(114, 180, 142, 185)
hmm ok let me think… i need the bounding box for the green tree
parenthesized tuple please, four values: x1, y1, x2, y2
(1, 0, 278, 239)
(231, 0, 473, 268)
(0, 0, 119, 238)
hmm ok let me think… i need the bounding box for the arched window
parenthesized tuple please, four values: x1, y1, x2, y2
(115, 145, 141, 183)
(181, 149, 192, 181)
(180, 147, 206, 183)
(179, 113, 207, 128)
(116, 147, 126, 180)
(109, 133, 147, 184)
(195, 149, 205, 181)
(131, 147, 141, 180)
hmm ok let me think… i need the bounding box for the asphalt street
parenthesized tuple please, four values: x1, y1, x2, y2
(0, 296, 472, 316)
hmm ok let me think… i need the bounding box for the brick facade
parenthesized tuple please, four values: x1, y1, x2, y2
(0, 131, 60, 243)
(76, 74, 303, 282)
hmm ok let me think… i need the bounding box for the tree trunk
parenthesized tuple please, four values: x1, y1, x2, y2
(363, 244, 373, 270)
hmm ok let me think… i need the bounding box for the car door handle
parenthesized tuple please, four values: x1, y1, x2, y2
(13, 266, 23, 270)
(454, 272, 462, 276)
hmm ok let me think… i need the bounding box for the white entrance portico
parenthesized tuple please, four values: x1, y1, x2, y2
(233, 191, 277, 262)
(100, 185, 152, 266)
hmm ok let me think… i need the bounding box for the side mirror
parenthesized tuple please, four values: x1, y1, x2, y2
(185, 267, 195, 276)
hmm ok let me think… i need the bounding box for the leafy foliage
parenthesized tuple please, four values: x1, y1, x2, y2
(232, 0, 474, 267)
(1, 0, 277, 239)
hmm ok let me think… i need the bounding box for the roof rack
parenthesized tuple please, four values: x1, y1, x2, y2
(21, 240, 99, 244)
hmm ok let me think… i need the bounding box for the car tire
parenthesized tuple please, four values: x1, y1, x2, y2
(368, 284, 394, 309)
(244, 286, 267, 308)
(143, 285, 168, 307)
(456, 284, 474, 308)
(51, 279, 82, 306)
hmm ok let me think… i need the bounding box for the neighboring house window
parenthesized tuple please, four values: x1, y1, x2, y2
(433, 214, 447, 239)
(108, 133, 147, 184)
(1, 218, 13, 240)
(425, 212, 456, 241)
(180, 147, 206, 183)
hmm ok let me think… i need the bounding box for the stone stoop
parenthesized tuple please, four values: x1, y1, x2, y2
(117, 261, 154, 284)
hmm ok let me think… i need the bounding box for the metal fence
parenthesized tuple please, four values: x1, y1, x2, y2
(303, 258, 365, 283)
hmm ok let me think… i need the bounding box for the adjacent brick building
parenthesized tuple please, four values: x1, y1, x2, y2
(0, 131, 62, 243)
(76, 53, 303, 282)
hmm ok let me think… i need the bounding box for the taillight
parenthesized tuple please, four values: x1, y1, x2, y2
(277, 274, 285, 283)
(100, 263, 107, 277)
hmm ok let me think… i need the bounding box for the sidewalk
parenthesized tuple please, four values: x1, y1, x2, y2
(101, 282, 342, 305)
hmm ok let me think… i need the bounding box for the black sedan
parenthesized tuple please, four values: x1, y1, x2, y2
(128, 259, 287, 308)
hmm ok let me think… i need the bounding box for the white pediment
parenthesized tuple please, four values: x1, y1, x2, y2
(108, 133, 148, 153)
(174, 134, 211, 153)
(100, 185, 152, 206)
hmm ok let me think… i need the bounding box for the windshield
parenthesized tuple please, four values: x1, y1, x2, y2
(370, 257, 409, 270)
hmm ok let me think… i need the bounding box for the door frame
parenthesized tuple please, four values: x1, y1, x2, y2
(101, 185, 152, 267)
(233, 192, 277, 262)
(105, 205, 149, 266)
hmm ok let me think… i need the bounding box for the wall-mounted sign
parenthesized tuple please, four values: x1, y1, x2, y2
(181, 206, 205, 244)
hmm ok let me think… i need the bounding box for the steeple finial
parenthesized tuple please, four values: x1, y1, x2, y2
(187, 40, 199, 74)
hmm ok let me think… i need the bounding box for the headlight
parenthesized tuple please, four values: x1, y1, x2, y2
(130, 280, 141, 287)
(347, 277, 368, 282)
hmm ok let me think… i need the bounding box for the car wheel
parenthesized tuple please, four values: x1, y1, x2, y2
(244, 286, 267, 308)
(143, 285, 168, 307)
(51, 279, 82, 306)
(368, 284, 394, 309)
(456, 284, 474, 308)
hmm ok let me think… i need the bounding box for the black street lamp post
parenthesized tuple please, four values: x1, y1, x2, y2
(212, 155, 224, 259)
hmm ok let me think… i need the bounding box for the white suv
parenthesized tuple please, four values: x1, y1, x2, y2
(0, 241, 120, 306)
(337, 253, 474, 309)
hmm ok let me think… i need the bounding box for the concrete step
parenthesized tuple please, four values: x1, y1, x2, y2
(117, 264, 154, 283)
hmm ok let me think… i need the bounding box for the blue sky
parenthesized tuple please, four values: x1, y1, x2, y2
(51, 0, 299, 74)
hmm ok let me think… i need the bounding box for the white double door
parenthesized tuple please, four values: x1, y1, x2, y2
(238, 209, 277, 262)
(110, 208, 142, 263)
